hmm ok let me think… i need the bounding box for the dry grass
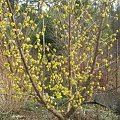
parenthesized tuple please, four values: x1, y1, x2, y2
(0, 101, 120, 120)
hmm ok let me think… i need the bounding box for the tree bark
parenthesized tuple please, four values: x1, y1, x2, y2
(10, 0, 14, 10)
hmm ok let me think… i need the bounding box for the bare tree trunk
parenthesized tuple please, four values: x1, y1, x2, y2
(42, 13, 45, 95)
(10, 0, 14, 10)
(115, 36, 119, 91)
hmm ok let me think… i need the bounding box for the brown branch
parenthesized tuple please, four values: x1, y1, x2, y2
(65, 3, 106, 118)
(6, 0, 64, 119)
(81, 4, 106, 97)
(67, 8, 72, 112)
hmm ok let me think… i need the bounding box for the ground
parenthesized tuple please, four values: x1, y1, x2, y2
(0, 102, 120, 120)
